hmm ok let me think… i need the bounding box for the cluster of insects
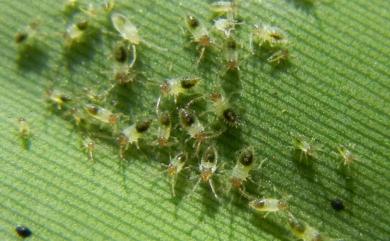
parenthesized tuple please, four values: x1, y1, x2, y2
(14, 1, 354, 240)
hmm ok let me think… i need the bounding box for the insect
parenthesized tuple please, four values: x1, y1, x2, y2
(111, 13, 139, 67)
(287, 213, 326, 241)
(18, 117, 32, 149)
(46, 89, 72, 110)
(267, 49, 289, 65)
(63, 19, 90, 47)
(112, 13, 163, 68)
(213, 17, 240, 38)
(82, 137, 96, 162)
(250, 24, 289, 50)
(192, 145, 220, 199)
(210, 1, 238, 18)
(157, 76, 201, 109)
(209, 92, 240, 127)
(15, 21, 40, 46)
(117, 119, 152, 159)
(110, 42, 137, 85)
(229, 146, 265, 199)
(15, 225, 32, 238)
(292, 134, 320, 161)
(155, 111, 173, 147)
(85, 104, 120, 129)
(18, 117, 31, 140)
(249, 198, 289, 217)
(112, 63, 137, 85)
(185, 15, 214, 65)
(166, 152, 188, 197)
(223, 36, 241, 71)
(337, 144, 357, 167)
(179, 106, 223, 155)
(330, 198, 345, 211)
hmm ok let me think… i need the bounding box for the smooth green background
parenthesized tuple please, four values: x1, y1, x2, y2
(0, 0, 389, 240)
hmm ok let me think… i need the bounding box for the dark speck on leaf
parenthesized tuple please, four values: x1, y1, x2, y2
(16, 225, 32, 238)
(331, 198, 345, 211)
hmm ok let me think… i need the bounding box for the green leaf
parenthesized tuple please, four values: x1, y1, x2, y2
(0, 0, 389, 240)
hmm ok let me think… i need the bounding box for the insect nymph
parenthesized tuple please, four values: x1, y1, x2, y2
(229, 146, 259, 199)
(185, 15, 214, 65)
(117, 119, 152, 159)
(166, 152, 188, 197)
(192, 145, 220, 199)
(249, 198, 288, 217)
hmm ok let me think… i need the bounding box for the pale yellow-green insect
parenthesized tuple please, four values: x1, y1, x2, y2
(117, 119, 151, 159)
(111, 13, 166, 67)
(85, 104, 119, 128)
(229, 146, 255, 197)
(292, 134, 321, 161)
(250, 24, 289, 50)
(185, 15, 214, 65)
(166, 152, 187, 197)
(82, 137, 96, 162)
(157, 76, 201, 110)
(209, 92, 240, 127)
(337, 144, 358, 167)
(249, 198, 288, 217)
(287, 213, 338, 241)
(63, 20, 89, 47)
(111, 13, 140, 67)
(211, 1, 239, 37)
(18, 117, 31, 140)
(179, 106, 222, 155)
(155, 111, 173, 147)
(46, 89, 72, 110)
(267, 49, 290, 65)
(210, 1, 238, 18)
(192, 145, 220, 199)
(229, 147, 266, 199)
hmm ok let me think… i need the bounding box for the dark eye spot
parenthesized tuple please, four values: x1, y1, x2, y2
(159, 112, 171, 126)
(204, 148, 216, 163)
(187, 15, 199, 28)
(15, 225, 32, 238)
(239, 149, 253, 166)
(60, 95, 72, 102)
(114, 45, 128, 63)
(136, 120, 151, 133)
(289, 219, 305, 233)
(180, 78, 198, 89)
(76, 20, 89, 30)
(254, 200, 265, 208)
(223, 108, 238, 125)
(270, 32, 283, 40)
(331, 198, 345, 211)
(15, 32, 28, 43)
(227, 39, 237, 49)
(180, 109, 194, 127)
(87, 106, 99, 115)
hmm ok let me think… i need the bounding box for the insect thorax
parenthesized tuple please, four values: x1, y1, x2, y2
(199, 35, 211, 46)
(201, 169, 213, 182)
